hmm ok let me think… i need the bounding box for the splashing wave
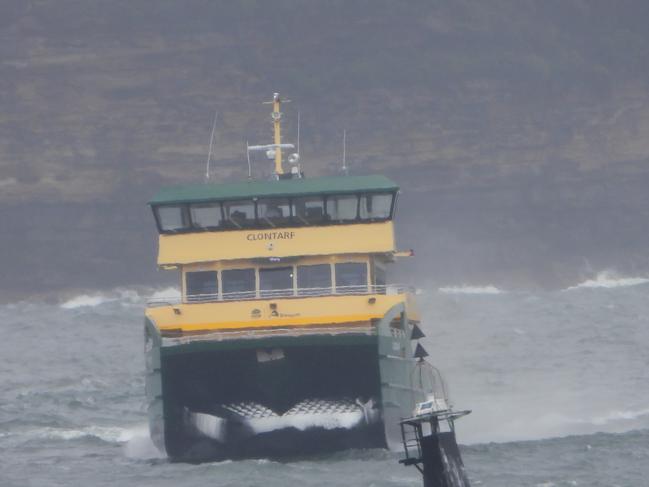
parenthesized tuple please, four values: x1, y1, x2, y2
(564, 271, 649, 291)
(59, 286, 180, 309)
(9, 425, 137, 443)
(60, 294, 112, 309)
(438, 285, 505, 295)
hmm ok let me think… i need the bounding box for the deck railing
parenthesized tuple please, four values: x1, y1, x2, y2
(147, 284, 411, 307)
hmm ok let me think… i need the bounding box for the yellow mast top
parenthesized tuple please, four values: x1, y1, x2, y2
(249, 93, 298, 179)
(271, 93, 283, 175)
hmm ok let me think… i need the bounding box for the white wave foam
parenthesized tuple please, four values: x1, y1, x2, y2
(60, 294, 112, 309)
(59, 286, 180, 309)
(565, 271, 649, 291)
(188, 404, 366, 443)
(28, 425, 136, 442)
(122, 425, 166, 459)
(149, 286, 181, 301)
(438, 285, 504, 295)
(589, 407, 649, 426)
(249, 410, 364, 434)
(26, 424, 164, 458)
(116, 288, 143, 304)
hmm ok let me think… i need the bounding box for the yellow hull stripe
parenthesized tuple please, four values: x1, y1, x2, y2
(158, 313, 382, 332)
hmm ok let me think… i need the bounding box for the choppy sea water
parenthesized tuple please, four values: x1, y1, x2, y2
(1, 274, 648, 486)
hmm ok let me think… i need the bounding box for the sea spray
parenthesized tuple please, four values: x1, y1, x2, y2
(60, 294, 111, 309)
(418, 282, 649, 444)
(59, 285, 181, 309)
(123, 426, 166, 460)
(564, 270, 649, 291)
(438, 285, 505, 295)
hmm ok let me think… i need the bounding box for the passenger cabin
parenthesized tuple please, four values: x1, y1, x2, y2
(146, 174, 414, 336)
(150, 175, 398, 299)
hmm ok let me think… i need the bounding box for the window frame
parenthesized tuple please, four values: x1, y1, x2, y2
(221, 267, 258, 300)
(153, 204, 191, 234)
(258, 265, 296, 298)
(255, 197, 294, 228)
(292, 195, 327, 226)
(324, 193, 360, 223)
(189, 201, 225, 230)
(296, 263, 333, 296)
(371, 259, 387, 294)
(333, 261, 369, 294)
(184, 270, 219, 302)
(359, 192, 396, 222)
(222, 199, 257, 229)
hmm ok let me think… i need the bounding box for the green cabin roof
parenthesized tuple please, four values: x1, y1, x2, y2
(149, 175, 399, 206)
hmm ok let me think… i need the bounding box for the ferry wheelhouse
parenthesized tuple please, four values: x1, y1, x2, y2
(144, 95, 432, 461)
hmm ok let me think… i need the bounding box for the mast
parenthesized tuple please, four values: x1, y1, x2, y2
(272, 93, 283, 175)
(248, 92, 300, 179)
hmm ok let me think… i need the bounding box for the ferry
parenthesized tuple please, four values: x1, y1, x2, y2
(144, 94, 437, 461)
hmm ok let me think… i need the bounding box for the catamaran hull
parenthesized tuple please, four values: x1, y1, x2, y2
(145, 305, 423, 462)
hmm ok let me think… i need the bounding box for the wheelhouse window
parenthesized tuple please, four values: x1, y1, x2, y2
(223, 200, 256, 228)
(190, 203, 223, 228)
(185, 271, 218, 302)
(259, 266, 294, 298)
(293, 196, 325, 225)
(156, 205, 189, 232)
(257, 198, 291, 227)
(297, 264, 332, 296)
(335, 262, 368, 293)
(326, 195, 359, 222)
(221, 268, 256, 299)
(359, 193, 393, 220)
(153, 186, 397, 234)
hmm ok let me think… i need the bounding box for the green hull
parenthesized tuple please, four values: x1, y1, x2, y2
(145, 302, 427, 461)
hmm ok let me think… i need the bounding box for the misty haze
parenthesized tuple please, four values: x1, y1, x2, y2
(1, 2, 648, 486)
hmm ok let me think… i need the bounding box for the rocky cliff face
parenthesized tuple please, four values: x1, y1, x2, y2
(2, 1, 649, 298)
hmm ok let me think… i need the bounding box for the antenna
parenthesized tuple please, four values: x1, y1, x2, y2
(341, 129, 348, 175)
(205, 110, 218, 181)
(246, 140, 252, 180)
(297, 110, 300, 155)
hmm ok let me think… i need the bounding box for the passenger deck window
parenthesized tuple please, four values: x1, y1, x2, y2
(359, 193, 393, 220)
(185, 271, 218, 302)
(259, 267, 294, 298)
(257, 198, 291, 227)
(297, 264, 332, 296)
(156, 206, 189, 232)
(223, 200, 256, 228)
(293, 197, 325, 225)
(373, 264, 386, 292)
(335, 262, 368, 293)
(221, 268, 256, 299)
(190, 203, 223, 228)
(326, 195, 359, 222)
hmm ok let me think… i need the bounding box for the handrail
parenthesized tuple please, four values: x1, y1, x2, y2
(147, 284, 412, 306)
